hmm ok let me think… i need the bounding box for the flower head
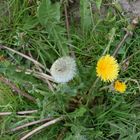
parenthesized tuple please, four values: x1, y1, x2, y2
(96, 54, 119, 82)
(114, 80, 127, 93)
(50, 56, 76, 83)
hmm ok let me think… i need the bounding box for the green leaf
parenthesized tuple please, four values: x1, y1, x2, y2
(95, 0, 102, 10)
(47, 24, 69, 56)
(113, 1, 123, 12)
(64, 133, 86, 140)
(37, 0, 68, 56)
(23, 17, 39, 30)
(80, 0, 92, 33)
(70, 107, 87, 118)
(37, 0, 60, 26)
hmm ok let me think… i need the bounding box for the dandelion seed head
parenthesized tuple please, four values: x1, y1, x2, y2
(50, 56, 76, 83)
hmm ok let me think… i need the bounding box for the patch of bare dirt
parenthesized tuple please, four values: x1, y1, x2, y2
(119, 0, 140, 17)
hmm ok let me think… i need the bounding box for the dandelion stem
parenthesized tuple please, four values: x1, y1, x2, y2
(88, 77, 99, 94)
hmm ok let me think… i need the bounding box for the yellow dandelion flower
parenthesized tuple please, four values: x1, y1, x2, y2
(114, 80, 127, 93)
(96, 55, 119, 82)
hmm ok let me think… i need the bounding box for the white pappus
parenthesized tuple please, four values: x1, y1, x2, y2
(50, 56, 76, 83)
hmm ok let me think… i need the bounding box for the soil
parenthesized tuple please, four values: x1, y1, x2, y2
(119, 0, 140, 17)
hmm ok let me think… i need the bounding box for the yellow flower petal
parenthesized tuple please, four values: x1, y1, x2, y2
(114, 80, 127, 93)
(96, 55, 119, 82)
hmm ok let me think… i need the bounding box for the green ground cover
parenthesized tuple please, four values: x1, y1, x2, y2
(0, 0, 140, 139)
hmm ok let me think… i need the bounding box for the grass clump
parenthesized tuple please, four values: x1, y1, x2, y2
(0, 0, 140, 139)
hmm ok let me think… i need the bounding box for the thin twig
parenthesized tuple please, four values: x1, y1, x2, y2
(20, 116, 64, 140)
(113, 18, 139, 57)
(112, 31, 132, 57)
(10, 117, 53, 132)
(27, 50, 54, 91)
(44, 79, 54, 92)
(34, 71, 55, 91)
(28, 50, 43, 72)
(0, 45, 50, 73)
(0, 45, 55, 91)
(27, 70, 54, 82)
(64, 2, 70, 40)
(64, 2, 75, 58)
(17, 68, 55, 83)
(22, 69, 55, 92)
(0, 110, 38, 116)
(16, 68, 55, 92)
(0, 76, 36, 103)
(16, 110, 38, 115)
